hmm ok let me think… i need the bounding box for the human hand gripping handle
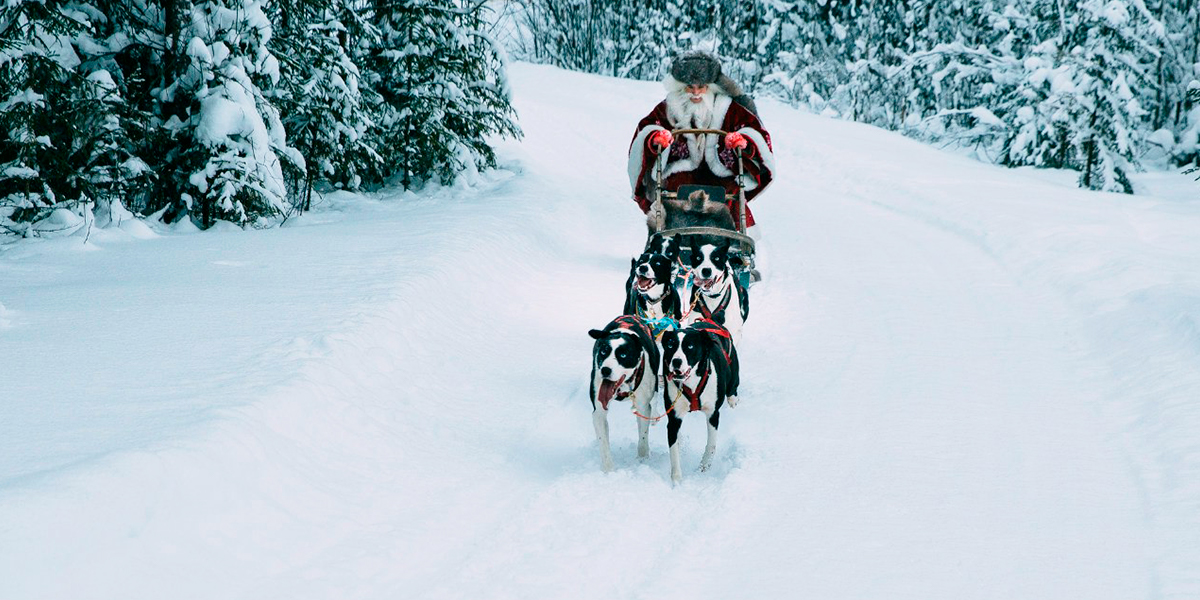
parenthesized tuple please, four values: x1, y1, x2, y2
(647, 130, 674, 153)
(724, 132, 750, 154)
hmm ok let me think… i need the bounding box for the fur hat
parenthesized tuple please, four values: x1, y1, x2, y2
(665, 51, 759, 116)
(670, 51, 722, 85)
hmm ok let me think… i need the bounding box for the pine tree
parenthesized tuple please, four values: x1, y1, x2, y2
(369, 0, 521, 189)
(273, 0, 380, 208)
(1062, 0, 1164, 192)
(73, 69, 154, 224)
(1185, 84, 1200, 176)
(157, 0, 301, 227)
(0, 1, 85, 232)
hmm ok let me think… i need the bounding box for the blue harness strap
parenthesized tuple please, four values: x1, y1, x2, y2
(643, 315, 679, 340)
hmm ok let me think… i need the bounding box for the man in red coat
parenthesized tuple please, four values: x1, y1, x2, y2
(628, 51, 775, 230)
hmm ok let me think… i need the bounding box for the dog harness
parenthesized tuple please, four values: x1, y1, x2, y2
(681, 368, 709, 412)
(597, 315, 655, 410)
(692, 318, 734, 365)
(611, 314, 654, 341)
(692, 283, 733, 324)
(642, 315, 679, 340)
(676, 319, 733, 412)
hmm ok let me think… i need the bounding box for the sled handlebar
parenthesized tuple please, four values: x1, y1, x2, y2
(670, 128, 728, 136)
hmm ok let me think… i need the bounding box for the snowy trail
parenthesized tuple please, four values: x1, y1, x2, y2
(383, 67, 1153, 598)
(391, 66, 1152, 599)
(1, 63, 1189, 599)
(737, 155, 1150, 598)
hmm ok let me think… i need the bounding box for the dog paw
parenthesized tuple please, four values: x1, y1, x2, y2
(726, 395, 739, 408)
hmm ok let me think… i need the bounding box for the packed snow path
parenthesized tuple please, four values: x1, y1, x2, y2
(3, 64, 1196, 599)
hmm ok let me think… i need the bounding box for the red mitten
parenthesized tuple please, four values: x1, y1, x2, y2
(724, 131, 749, 152)
(647, 130, 674, 153)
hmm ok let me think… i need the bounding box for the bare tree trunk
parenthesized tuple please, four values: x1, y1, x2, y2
(162, 0, 183, 91)
(1081, 109, 1099, 188)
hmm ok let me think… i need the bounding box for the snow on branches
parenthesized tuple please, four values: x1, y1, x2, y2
(513, 0, 1199, 195)
(3, 0, 523, 235)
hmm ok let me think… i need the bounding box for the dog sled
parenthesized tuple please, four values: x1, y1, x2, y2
(646, 128, 760, 287)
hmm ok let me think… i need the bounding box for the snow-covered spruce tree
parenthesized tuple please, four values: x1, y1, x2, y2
(0, 1, 85, 232)
(271, 0, 379, 208)
(751, 1, 840, 109)
(514, 0, 674, 81)
(69, 70, 155, 226)
(1055, 0, 1164, 193)
(1185, 83, 1200, 174)
(788, 0, 918, 129)
(1155, 0, 1200, 167)
(66, 1, 162, 222)
(891, 2, 1042, 156)
(157, 0, 301, 227)
(899, 0, 1164, 193)
(369, 0, 520, 188)
(1143, 0, 1198, 156)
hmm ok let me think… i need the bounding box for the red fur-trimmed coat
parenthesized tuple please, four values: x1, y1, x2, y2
(627, 97, 775, 227)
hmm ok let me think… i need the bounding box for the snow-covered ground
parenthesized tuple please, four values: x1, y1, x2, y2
(2, 63, 1198, 599)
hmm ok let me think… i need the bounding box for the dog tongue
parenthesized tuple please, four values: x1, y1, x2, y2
(596, 375, 626, 409)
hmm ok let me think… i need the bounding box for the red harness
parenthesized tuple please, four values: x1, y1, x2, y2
(681, 368, 709, 412)
(692, 318, 733, 365)
(612, 314, 654, 342)
(676, 319, 732, 412)
(695, 283, 733, 323)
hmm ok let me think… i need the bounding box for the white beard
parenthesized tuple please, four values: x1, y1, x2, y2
(667, 89, 716, 129)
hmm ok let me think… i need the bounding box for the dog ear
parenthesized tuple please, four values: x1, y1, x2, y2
(588, 329, 607, 340)
(646, 232, 662, 252)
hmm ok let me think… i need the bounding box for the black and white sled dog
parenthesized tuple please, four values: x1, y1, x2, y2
(624, 237, 683, 321)
(644, 231, 681, 264)
(660, 319, 740, 483)
(588, 315, 661, 472)
(682, 241, 749, 341)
